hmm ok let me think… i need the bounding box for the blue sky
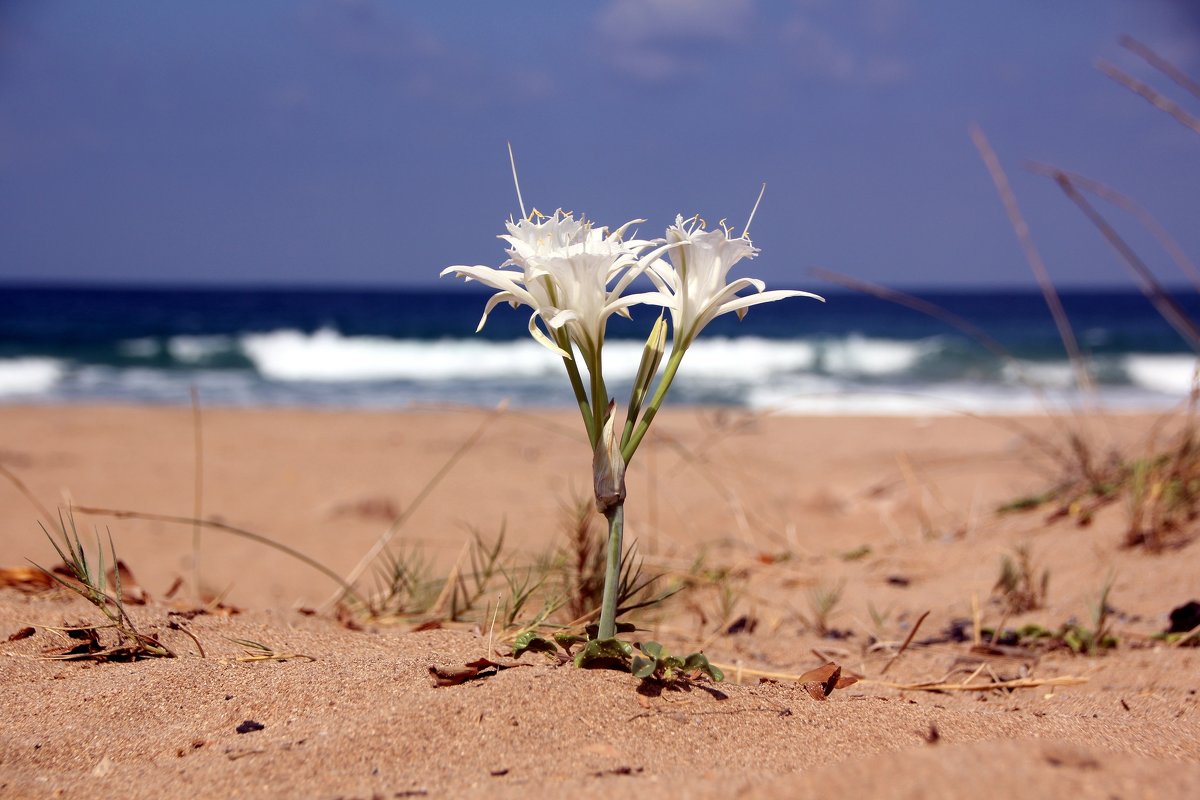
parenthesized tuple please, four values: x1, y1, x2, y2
(1, 0, 1198, 289)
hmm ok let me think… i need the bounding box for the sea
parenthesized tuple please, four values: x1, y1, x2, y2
(1, 284, 1198, 415)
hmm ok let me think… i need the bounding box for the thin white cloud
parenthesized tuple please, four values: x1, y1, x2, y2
(295, 0, 556, 107)
(594, 0, 755, 83)
(780, 3, 913, 87)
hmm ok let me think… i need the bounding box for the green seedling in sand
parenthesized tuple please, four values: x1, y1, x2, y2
(442, 145, 822, 670)
(993, 545, 1050, 615)
(804, 579, 846, 638)
(630, 641, 724, 685)
(34, 511, 173, 660)
(985, 573, 1119, 655)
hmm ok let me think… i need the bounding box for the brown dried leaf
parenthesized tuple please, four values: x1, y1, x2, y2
(7, 626, 36, 642)
(163, 576, 185, 599)
(0, 566, 56, 593)
(797, 662, 858, 700)
(429, 657, 524, 687)
(411, 619, 443, 632)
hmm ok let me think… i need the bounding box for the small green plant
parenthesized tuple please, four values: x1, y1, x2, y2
(631, 641, 723, 685)
(35, 511, 173, 660)
(984, 573, 1119, 655)
(804, 579, 845, 637)
(993, 545, 1050, 615)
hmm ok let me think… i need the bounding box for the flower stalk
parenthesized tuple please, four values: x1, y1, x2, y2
(442, 155, 822, 652)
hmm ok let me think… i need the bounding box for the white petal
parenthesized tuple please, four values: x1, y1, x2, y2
(716, 289, 825, 321)
(527, 312, 571, 358)
(477, 291, 518, 332)
(545, 307, 578, 329)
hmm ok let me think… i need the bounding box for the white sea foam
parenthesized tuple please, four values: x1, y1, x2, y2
(235, 329, 932, 384)
(240, 329, 566, 382)
(1003, 360, 1079, 390)
(1123, 354, 1198, 396)
(0, 358, 65, 397)
(167, 335, 236, 363)
(819, 335, 933, 376)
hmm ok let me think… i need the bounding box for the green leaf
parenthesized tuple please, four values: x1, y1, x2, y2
(683, 652, 724, 682)
(553, 632, 586, 654)
(511, 631, 558, 659)
(631, 655, 657, 679)
(573, 637, 633, 670)
(638, 640, 664, 660)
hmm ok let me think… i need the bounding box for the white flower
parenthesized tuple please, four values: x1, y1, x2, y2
(441, 211, 668, 364)
(644, 215, 823, 349)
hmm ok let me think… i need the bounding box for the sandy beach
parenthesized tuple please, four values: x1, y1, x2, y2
(2, 404, 1199, 798)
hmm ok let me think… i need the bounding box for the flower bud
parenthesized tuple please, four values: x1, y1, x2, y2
(627, 314, 667, 426)
(592, 400, 626, 514)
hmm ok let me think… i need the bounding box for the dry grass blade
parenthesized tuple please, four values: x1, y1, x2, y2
(1049, 172, 1200, 352)
(1025, 162, 1200, 292)
(969, 124, 1094, 397)
(72, 505, 364, 606)
(879, 609, 929, 676)
(862, 675, 1088, 693)
(190, 385, 205, 604)
(1171, 622, 1200, 648)
(0, 462, 56, 530)
(33, 511, 173, 660)
(1096, 58, 1200, 135)
(226, 637, 314, 663)
(1120, 35, 1200, 101)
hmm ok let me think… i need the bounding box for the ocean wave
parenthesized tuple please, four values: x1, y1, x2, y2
(241, 329, 566, 382)
(167, 335, 238, 363)
(1123, 354, 1198, 395)
(0, 358, 65, 397)
(234, 329, 942, 384)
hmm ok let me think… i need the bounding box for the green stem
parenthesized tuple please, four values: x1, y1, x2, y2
(556, 332, 595, 446)
(619, 415, 636, 452)
(588, 342, 608, 444)
(621, 347, 686, 464)
(596, 504, 624, 640)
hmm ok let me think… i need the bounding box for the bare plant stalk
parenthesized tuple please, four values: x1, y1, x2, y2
(73, 505, 364, 606)
(969, 124, 1095, 399)
(1051, 173, 1200, 352)
(190, 386, 204, 603)
(1118, 36, 1200, 103)
(1096, 59, 1200, 136)
(0, 463, 56, 528)
(1025, 162, 1200, 292)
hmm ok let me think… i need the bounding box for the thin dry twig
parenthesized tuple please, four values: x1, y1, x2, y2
(879, 609, 930, 676)
(1025, 162, 1200, 292)
(1120, 35, 1200, 102)
(71, 505, 363, 605)
(1097, 58, 1200, 136)
(969, 124, 1094, 398)
(1050, 173, 1200, 352)
(0, 463, 56, 529)
(861, 675, 1088, 693)
(190, 385, 204, 604)
(1171, 622, 1200, 649)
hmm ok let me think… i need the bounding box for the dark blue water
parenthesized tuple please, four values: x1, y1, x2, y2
(1, 283, 1197, 411)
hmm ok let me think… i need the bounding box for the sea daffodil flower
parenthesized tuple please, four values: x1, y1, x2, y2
(645, 214, 824, 350)
(441, 210, 670, 367)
